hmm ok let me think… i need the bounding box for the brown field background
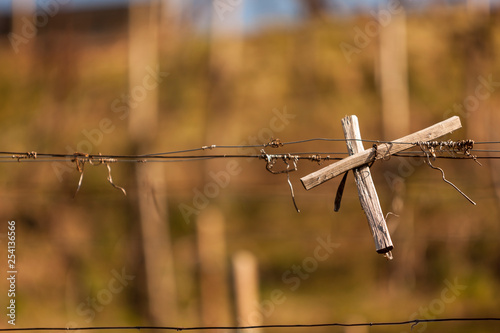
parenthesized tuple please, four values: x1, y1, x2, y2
(0, 1, 499, 332)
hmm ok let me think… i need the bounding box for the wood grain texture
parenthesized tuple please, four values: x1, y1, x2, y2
(300, 116, 462, 190)
(342, 115, 393, 254)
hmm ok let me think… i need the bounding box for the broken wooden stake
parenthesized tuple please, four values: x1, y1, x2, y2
(300, 116, 462, 190)
(300, 116, 463, 258)
(342, 116, 393, 256)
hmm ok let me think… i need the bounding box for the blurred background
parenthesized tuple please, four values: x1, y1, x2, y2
(0, 0, 500, 332)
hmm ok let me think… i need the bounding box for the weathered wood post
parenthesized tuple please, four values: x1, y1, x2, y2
(301, 116, 462, 257)
(233, 251, 261, 332)
(342, 115, 393, 256)
(197, 207, 232, 329)
(128, 0, 177, 323)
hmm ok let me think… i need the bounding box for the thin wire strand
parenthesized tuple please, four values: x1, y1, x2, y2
(1, 138, 500, 157)
(105, 163, 127, 195)
(419, 143, 477, 205)
(0, 318, 499, 331)
(2, 153, 500, 163)
(2, 139, 500, 164)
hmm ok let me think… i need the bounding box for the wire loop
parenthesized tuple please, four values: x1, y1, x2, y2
(12, 151, 38, 162)
(418, 142, 476, 205)
(260, 150, 299, 175)
(72, 152, 126, 197)
(267, 138, 284, 148)
(415, 139, 481, 165)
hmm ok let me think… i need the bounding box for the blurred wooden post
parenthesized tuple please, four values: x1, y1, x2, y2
(159, 0, 183, 55)
(129, 0, 160, 140)
(129, 0, 177, 324)
(378, 2, 409, 140)
(467, 0, 490, 14)
(11, 0, 37, 41)
(161, 0, 183, 28)
(10, 0, 36, 74)
(233, 251, 261, 331)
(197, 207, 232, 329)
(464, 0, 491, 142)
(489, 112, 500, 203)
(204, 0, 244, 140)
(463, 0, 492, 210)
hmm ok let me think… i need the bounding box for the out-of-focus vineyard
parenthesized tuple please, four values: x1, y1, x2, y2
(0, 1, 499, 332)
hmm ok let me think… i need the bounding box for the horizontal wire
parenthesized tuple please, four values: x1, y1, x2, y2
(471, 149, 500, 153)
(2, 155, 500, 164)
(0, 151, 496, 157)
(0, 138, 477, 156)
(1, 138, 499, 164)
(474, 141, 500, 144)
(1, 138, 500, 157)
(1, 318, 499, 331)
(1, 153, 500, 163)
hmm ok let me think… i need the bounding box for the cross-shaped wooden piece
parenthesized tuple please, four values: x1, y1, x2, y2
(300, 115, 462, 257)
